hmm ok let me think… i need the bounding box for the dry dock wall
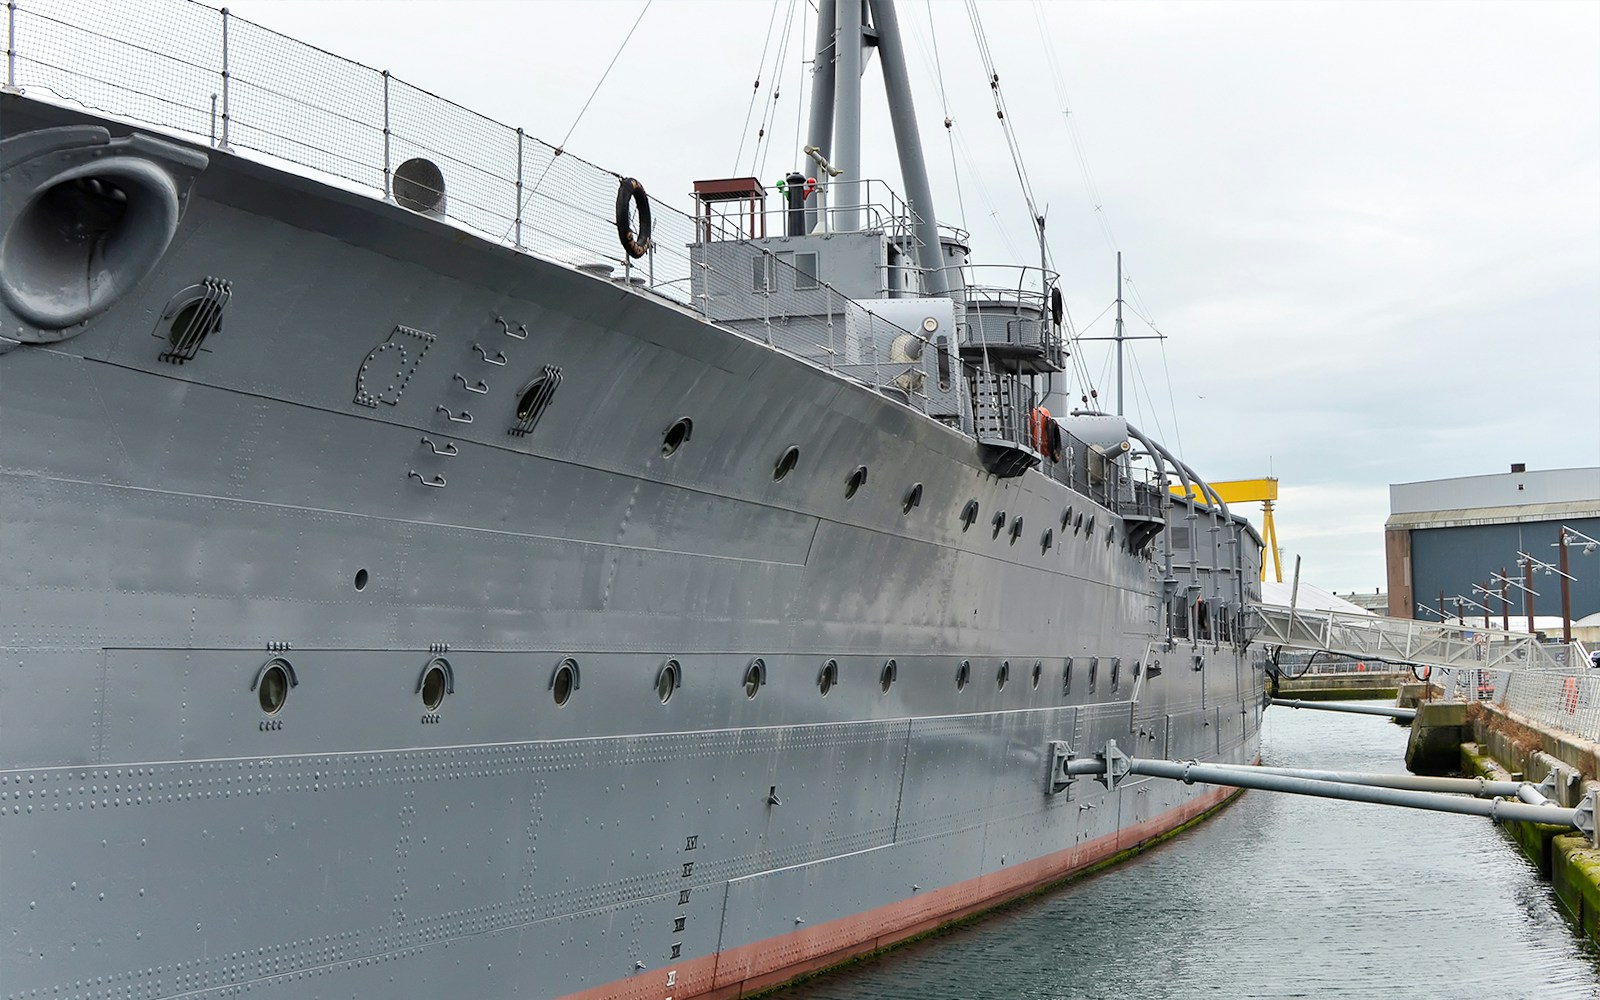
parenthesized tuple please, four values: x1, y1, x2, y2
(1455, 702, 1600, 944)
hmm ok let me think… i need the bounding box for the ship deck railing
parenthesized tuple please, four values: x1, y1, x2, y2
(696, 176, 926, 248)
(6, 0, 961, 416)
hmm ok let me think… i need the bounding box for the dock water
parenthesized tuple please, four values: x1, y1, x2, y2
(775, 702, 1600, 999)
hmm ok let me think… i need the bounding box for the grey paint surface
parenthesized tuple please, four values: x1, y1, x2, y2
(0, 95, 1264, 999)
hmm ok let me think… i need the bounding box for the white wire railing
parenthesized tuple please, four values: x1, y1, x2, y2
(6, 0, 958, 412)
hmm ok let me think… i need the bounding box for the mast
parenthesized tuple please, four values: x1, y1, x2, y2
(1115, 251, 1125, 416)
(832, 0, 863, 232)
(869, 0, 948, 295)
(804, 1, 838, 180)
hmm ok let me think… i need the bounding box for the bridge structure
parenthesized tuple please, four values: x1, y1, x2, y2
(1255, 602, 1591, 674)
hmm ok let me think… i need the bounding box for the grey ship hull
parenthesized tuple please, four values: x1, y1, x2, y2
(0, 95, 1265, 999)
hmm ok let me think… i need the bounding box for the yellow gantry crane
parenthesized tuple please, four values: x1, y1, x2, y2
(1169, 477, 1282, 582)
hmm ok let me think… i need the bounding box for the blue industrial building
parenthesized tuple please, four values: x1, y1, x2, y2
(1385, 465, 1600, 634)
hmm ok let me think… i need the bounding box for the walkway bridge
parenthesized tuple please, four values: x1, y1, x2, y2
(1255, 603, 1590, 674)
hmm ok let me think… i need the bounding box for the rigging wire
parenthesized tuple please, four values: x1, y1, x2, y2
(793, 1, 809, 167)
(517, 0, 652, 215)
(926, 0, 967, 231)
(964, 0, 1041, 226)
(733, 0, 783, 174)
(1029, 0, 1191, 452)
(552, 0, 653, 162)
(754, 0, 801, 179)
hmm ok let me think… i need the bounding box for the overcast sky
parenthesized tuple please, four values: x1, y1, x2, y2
(219, 0, 1600, 592)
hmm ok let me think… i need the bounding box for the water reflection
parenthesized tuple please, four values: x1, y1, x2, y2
(781, 703, 1600, 999)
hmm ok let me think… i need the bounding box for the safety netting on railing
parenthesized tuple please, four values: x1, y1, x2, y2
(8, 0, 950, 410)
(1436, 666, 1600, 744)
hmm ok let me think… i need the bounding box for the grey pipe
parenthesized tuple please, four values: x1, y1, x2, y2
(1268, 697, 1416, 721)
(1198, 760, 1524, 798)
(1065, 757, 1587, 832)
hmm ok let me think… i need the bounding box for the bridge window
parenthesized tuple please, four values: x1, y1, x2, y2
(794, 252, 819, 290)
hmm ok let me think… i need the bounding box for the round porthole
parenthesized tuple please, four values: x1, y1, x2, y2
(956, 659, 971, 691)
(818, 658, 839, 696)
(354, 568, 369, 591)
(880, 658, 897, 694)
(960, 499, 979, 531)
(1062, 506, 1073, 529)
(1074, 513, 1084, 535)
(256, 658, 291, 715)
(550, 657, 579, 706)
(902, 482, 924, 515)
(744, 657, 766, 699)
(1009, 516, 1024, 545)
(992, 511, 1007, 539)
(657, 658, 681, 704)
(1106, 523, 1116, 547)
(1041, 527, 1054, 553)
(419, 658, 450, 711)
(1085, 515, 1096, 538)
(1031, 659, 1043, 690)
(662, 417, 692, 457)
(773, 445, 800, 481)
(997, 659, 1010, 690)
(846, 465, 868, 499)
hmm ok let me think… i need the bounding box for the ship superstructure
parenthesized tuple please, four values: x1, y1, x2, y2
(0, 3, 1264, 997)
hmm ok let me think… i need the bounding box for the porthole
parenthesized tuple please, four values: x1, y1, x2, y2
(1031, 659, 1043, 690)
(1086, 515, 1096, 539)
(1009, 516, 1024, 545)
(846, 465, 868, 499)
(956, 659, 971, 691)
(818, 658, 839, 696)
(1110, 657, 1121, 692)
(419, 658, 450, 710)
(1063, 657, 1074, 695)
(960, 499, 980, 531)
(656, 658, 681, 704)
(254, 658, 292, 714)
(773, 445, 800, 481)
(354, 568, 369, 591)
(880, 658, 897, 694)
(1105, 523, 1116, 547)
(997, 659, 1010, 690)
(1041, 528, 1054, 553)
(902, 482, 923, 515)
(992, 511, 1007, 539)
(662, 417, 692, 457)
(1133, 660, 1143, 680)
(550, 657, 579, 706)
(743, 657, 766, 699)
(516, 375, 552, 422)
(1062, 506, 1073, 530)
(1088, 657, 1099, 694)
(1074, 513, 1084, 535)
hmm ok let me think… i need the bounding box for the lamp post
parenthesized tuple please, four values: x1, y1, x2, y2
(1454, 594, 1492, 626)
(1517, 549, 1574, 642)
(1553, 527, 1600, 645)
(1491, 570, 1537, 634)
(1470, 582, 1500, 629)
